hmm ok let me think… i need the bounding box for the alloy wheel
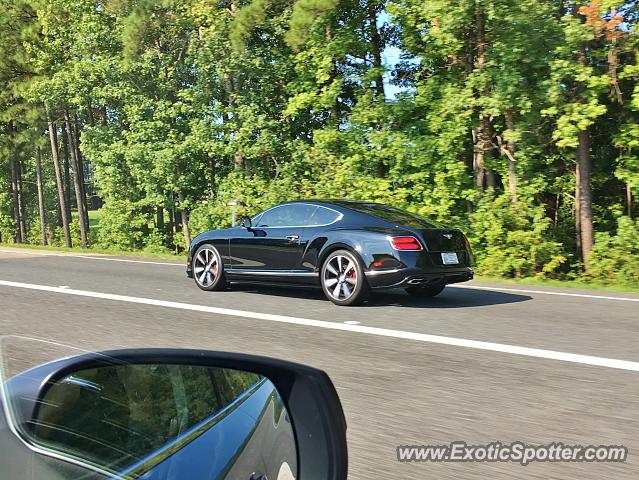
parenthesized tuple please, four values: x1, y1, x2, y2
(194, 246, 220, 288)
(323, 254, 358, 301)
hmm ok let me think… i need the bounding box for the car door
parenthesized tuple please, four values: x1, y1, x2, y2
(229, 204, 317, 273)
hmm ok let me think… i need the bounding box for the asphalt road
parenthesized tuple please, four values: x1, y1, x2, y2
(0, 248, 638, 479)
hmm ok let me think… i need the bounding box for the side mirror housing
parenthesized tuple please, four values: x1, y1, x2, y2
(240, 217, 252, 229)
(1, 349, 348, 480)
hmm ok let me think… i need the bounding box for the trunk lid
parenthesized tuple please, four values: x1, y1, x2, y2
(417, 229, 473, 267)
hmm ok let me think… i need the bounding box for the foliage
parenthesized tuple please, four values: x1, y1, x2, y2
(96, 199, 149, 251)
(586, 216, 639, 286)
(469, 193, 567, 278)
(0, 0, 638, 286)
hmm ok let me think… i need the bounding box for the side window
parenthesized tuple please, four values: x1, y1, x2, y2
(288, 204, 318, 226)
(255, 206, 292, 227)
(308, 206, 340, 226)
(255, 204, 318, 227)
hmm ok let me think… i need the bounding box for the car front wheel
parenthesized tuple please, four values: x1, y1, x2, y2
(193, 244, 227, 291)
(321, 250, 369, 306)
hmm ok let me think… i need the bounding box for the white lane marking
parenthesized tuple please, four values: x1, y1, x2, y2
(59, 285, 69, 289)
(0, 279, 638, 372)
(0, 249, 183, 266)
(344, 320, 361, 325)
(449, 284, 639, 302)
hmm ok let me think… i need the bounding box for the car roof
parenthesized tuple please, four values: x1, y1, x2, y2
(283, 199, 384, 209)
(279, 200, 442, 229)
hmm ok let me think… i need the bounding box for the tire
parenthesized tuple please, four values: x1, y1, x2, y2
(192, 244, 227, 291)
(404, 284, 445, 297)
(321, 249, 369, 306)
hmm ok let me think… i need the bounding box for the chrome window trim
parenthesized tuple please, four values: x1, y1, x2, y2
(253, 203, 343, 229)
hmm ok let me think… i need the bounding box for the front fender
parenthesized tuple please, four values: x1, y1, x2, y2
(187, 229, 237, 277)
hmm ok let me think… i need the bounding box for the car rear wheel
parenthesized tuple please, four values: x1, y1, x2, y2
(193, 244, 227, 291)
(321, 250, 369, 306)
(404, 284, 445, 297)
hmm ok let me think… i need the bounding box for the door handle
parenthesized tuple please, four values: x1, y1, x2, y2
(286, 235, 299, 242)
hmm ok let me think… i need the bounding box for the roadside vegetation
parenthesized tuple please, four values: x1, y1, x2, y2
(0, 1, 638, 288)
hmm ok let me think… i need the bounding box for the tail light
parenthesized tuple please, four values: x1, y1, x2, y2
(389, 236, 423, 251)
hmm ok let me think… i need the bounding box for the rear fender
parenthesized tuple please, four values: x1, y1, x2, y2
(312, 229, 406, 271)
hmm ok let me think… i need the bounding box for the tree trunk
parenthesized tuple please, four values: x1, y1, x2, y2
(505, 110, 517, 203)
(576, 129, 594, 267)
(168, 191, 176, 251)
(177, 190, 191, 249)
(85, 100, 95, 126)
(473, 2, 494, 191)
(485, 167, 496, 189)
(61, 123, 72, 221)
(627, 183, 633, 219)
(48, 116, 72, 247)
(222, 70, 242, 173)
(325, 23, 340, 122)
(209, 158, 216, 198)
(64, 110, 88, 246)
(472, 127, 484, 189)
(575, 164, 581, 260)
(368, 1, 387, 178)
(156, 206, 164, 232)
(35, 147, 48, 245)
(74, 113, 90, 229)
(16, 155, 27, 241)
(368, 1, 385, 99)
(9, 143, 22, 243)
(8, 122, 24, 243)
(474, 119, 495, 191)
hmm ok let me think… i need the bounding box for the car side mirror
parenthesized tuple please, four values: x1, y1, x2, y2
(1, 349, 347, 480)
(240, 217, 252, 229)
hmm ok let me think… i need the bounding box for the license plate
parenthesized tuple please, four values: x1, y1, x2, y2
(441, 252, 459, 265)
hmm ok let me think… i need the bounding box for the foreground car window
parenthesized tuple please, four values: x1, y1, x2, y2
(31, 364, 262, 473)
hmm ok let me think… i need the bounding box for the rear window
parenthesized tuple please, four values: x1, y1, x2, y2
(339, 203, 440, 229)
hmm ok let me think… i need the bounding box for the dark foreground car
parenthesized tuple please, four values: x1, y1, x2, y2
(187, 200, 474, 306)
(0, 348, 347, 480)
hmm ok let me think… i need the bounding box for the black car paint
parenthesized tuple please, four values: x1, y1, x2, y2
(187, 200, 474, 289)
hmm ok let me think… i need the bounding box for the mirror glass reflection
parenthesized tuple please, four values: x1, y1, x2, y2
(30, 364, 296, 479)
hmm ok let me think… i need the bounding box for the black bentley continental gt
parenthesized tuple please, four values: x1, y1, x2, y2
(187, 200, 474, 306)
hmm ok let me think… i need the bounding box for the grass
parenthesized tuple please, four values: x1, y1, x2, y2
(0, 241, 183, 261)
(3, 208, 181, 260)
(88, 209, 103, 229)
(474, 275, 639, 294)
